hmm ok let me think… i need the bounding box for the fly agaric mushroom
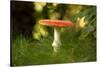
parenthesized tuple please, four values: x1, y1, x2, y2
(39, 19, 74, 53)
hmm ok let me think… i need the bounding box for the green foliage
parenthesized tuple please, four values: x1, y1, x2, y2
(78, 6, 96, 39)
(12, 31, 96, 66)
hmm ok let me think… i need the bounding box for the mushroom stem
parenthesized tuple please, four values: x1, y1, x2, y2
(52, 27, 61, 53)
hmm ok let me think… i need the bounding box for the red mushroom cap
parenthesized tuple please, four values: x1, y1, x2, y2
(39, 19, 74, 27)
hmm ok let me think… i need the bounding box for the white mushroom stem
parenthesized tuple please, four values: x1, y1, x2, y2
(52, 27, 61, 53)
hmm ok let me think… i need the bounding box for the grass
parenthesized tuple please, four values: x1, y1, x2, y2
(11, 30, 96, 66)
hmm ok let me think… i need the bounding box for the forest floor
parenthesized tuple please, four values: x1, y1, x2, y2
(12, 31, 96, 66)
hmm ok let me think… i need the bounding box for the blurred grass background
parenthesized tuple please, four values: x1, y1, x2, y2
(11, 1, 96, 66)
